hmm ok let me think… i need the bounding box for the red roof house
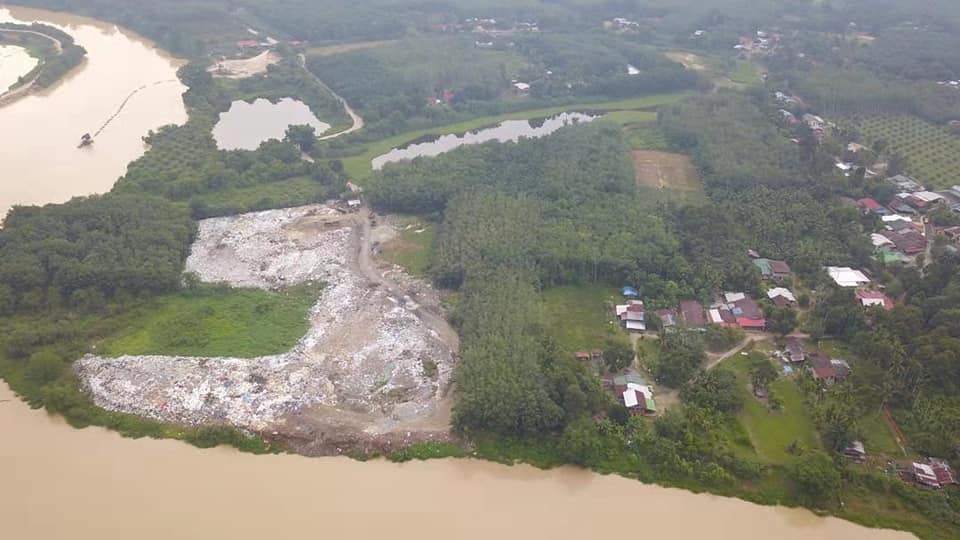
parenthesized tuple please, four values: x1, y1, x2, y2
(732, 298, 766, 330)
(858, 197, 889, 215)
(680, 300, 706, 328)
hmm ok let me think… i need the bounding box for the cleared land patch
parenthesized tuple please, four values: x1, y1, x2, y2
(664, 51, 708, 71)
(306, 40, 396, 57)
(631, 150, 700, 191)
(208, 50, 280, 79)
(76, 205, 457, 452)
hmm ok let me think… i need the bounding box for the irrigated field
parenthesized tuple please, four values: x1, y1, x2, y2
(851, 115, 960, 189)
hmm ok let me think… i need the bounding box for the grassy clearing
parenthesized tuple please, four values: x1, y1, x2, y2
(858, 409, 903, 457)
(306, 40, 397, 57)
(848, 115, 960, 189)
(541, 285, 625, 353)
(380, 216, 435, 276)
(623, 121, 671, 151)
(729, 61, 761, 85)
(343, 92, 691, 181)
(190, 176, 334, 218)
(100, 285, 319, 358)
(728, 353, 821, 463)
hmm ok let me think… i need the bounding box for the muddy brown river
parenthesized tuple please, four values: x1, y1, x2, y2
(0, 5, 187, 219)
(0, 7, 918, 540)
(0, 382, 914, 540)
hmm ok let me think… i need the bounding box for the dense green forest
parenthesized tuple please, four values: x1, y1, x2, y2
(307, 33, 704, 138)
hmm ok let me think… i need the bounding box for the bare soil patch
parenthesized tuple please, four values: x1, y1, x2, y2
(631, 150, 700, 191)
(76, 204, 458, 455)
(665, 51, 707, 71)
(208, 50, 280, 79)
(306, 40, 396, 57)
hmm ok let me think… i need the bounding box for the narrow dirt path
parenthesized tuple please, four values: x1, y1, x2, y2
(298, 53, 364, 140)
(0, 28, 63, 52)
(705, 333, 768, 371)
(356, 205, 459, 351)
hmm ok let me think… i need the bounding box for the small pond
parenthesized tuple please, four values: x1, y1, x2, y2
(212, 97, 330, 151)
(372, 112, 599, 170)
(0, 44, 38, 92)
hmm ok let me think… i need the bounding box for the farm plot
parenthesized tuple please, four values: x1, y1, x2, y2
(852, 115, 960, 189)
(631, 150, 700, 191)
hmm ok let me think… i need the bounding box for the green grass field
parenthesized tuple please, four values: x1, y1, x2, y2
(728, 353, 821, 463)
(850, 115, 960, 189)
(343, 92, 691, 181)
(101, 285, 319, 358)
(729, 61, 761, 85)
(858, 409, 903, 457)
(190, 176, 334, 217)
(380, 217, 435, 276)
(541, 285, 626, 353)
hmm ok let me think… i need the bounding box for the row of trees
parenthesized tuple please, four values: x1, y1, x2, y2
(0, 194, 195, 315)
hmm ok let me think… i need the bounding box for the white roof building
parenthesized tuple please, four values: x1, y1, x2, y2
(513, 82, 531, 91)
(914, 191, 945, 203)
(871, 233, 895, 248)
(708, 308, 724, 324)
(826, 266, 871, 287)
(881, 214, 912, 223)
(724, 292, 746, 303)
(767, 287, 797, 303)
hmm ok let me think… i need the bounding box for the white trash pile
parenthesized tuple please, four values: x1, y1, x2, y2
(76, 205, 455, 433)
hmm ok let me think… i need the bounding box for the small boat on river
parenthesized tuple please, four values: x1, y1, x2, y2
(78, 132, 93, 148)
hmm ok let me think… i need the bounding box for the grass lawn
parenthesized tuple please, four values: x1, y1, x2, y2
(858, 409, 903, 457)
(728, 61, 761, 85)
(100, 285, 319, 358)
(728, 353, 821, 463)
(190, 176, 333, 217)
(342, 92, 691, 181)
(380, 216, 435, 276)
(541, 284, 625, 353)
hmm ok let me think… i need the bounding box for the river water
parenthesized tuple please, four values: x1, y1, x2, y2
(0, 382, 914, 540)
(0, 43, 37, 91)
(0, 5, 187, 220)
(0, 7, 919, 540)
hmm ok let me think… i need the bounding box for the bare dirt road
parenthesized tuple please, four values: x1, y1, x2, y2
(298, 53, 365, 140)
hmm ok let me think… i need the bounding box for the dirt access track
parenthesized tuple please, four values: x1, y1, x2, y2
(631, 150, 700, 191)
(76, 204, 459, 456)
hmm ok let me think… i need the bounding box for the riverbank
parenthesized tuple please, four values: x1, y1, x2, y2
(0, 21, 85, 106)
(0, 379, 915, 540)
(0, 5, 187, 218)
